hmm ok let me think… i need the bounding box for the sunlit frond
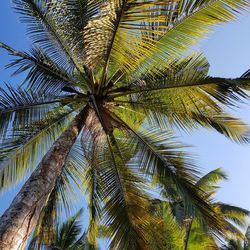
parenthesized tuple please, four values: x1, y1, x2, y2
(130, 0, 250, 78)
(185, 219, 220, 250)
(0, 106, 79, 192)
(161, 202, 185, 249)
(113, 53, 250, 103)
(102, 0, 180, 77)
(196, 168, 228, 197)
(112, 54, 250, 142)
(218, 203, 250, 229)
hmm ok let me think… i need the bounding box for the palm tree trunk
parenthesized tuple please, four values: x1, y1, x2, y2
(183, 218, 193, 250)
(0, 106, 90, 250)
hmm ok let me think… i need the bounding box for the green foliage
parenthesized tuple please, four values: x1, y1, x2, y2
(1, 0, 250, 249)
(159, 169, 250, 249)
(0, 105, 80, 192)
(30, 209, 88, 250)
(0, 83, 59, 139)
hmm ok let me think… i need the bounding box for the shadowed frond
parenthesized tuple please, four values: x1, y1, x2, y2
(77, 130, 105, 249)
(84, 167, 100, 250)
(28, 172, 74, 249)
(96, 134, 167, 250)
(0, 84, 63, 140)
(116, 121, 227, 235)
(0, 43, 83, 93)
(54, 209, 86, 250)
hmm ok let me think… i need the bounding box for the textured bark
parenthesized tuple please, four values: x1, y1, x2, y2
(0, 106, 90, 250)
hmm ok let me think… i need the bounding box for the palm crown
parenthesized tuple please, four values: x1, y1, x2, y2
(1, 0, 250, 249)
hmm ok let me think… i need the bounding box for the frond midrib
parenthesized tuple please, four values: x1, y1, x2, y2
(98, 3, 126, 93)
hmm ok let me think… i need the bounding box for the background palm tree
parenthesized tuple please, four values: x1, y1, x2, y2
(181, 169, 250, 249)
(29, 209, 89, 250)
(1, 0, 250, 249)
(149, 168, 250, 249)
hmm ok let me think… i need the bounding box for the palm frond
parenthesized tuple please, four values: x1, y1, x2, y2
(102, 136, 147, 249)
(55, 209, 84, 249)
(85, 166, 99, 249)
(13, 0, 83, 72)
(96, 134, 166, 250)
(112, 53, 250, 104)
(1, 43, 82, 94)
(221, 240, 243, 250)
(115, 119, 227, 235)
(81, 1, 116, 71)
(1, 1, 250, 249)
(130, 0, 250, 78)
(196, 168, 228, 195)
(0, 84, 60, 114)
(64, 0, 106, 76)
(111, 53, 250, 142)
(0, 106, 79, 192)
(28, 173, 69, 249)
(190, 112, 250, 143)
(160, 166, 249, 248)
(100, 0, 180, 77)
(161, 202, 185, 249)
(80, 131, 104, 249)
(185, 219, 220, 250)
(217, 203, 250, 228)
(113, 91, 249, 143)
(0, 84, 63, 140)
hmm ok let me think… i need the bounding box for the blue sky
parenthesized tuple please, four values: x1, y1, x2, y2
(1, 0, 250, 231)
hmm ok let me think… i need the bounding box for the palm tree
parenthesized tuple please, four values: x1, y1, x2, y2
(1, 0, 250, 249)
(184, 169, 250, 249)
(156, 168, 250, 249)
(29, 209, 88, 250)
